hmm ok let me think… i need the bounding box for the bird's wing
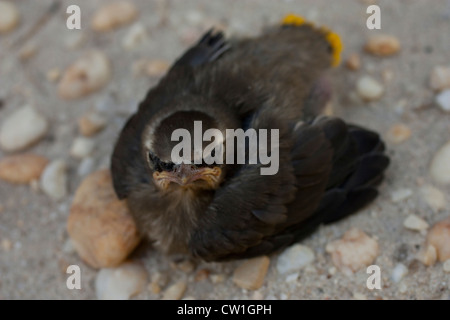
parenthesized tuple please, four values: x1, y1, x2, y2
(172, 29, 230, 68)
(187, 106, 327, 261)
(189, 114, 388, 261)
(110, 113, 151, 199)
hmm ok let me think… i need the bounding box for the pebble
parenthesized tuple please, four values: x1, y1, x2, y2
(443, 259, 450, 273)
(232, 256, 270, 290)
(146, 60, 170, 78)
(426, 217, 450, 262)
(0, 105, 48, 152)
(150, 272, 169, 294)
(417, 244, 437, 266)
(390, 188, 413, 203)
(285, 273, 299, 283)
(365, 34, 401, 56)
(403, 214, 429, 231)
(40, 159, 67, 200)
(356, 76, 384, 101)
(210, 274, 226, 284)
(18, 43, 38, 61)
(175, 259, 195, 274)
(95, 261, 148, 300)
(78, 110, 107, 137)
(91, 1, 138, 32)
(429, 66, 450, 91)
(429, 141, 450, 185)
(385, 124, 411, 144)
(435, 90, 450, 112)
(0, 154, 48, 184)
(353, 292, 367, 300)
(70, 137, 96, 159)
(77, 157, 95, 177)
(345, 53, 361, 70)
(161, 280, 187, 300)
(390, 263, 408, 283)
(251, 291, 264, 300)
(0, 1, 20, 33)
(122, 23, 147, 50)
(420, 185, 446, 212)
(326, 228, 379, 275)
(67, 170, 140, 268)
(276, 244, 315, 274)
(398, 282, 408, 294)
(58, 50, 112, 100)
(194, 268, 210, 282)
(46, 68, 61, 83)
(1, 238, 12, 251)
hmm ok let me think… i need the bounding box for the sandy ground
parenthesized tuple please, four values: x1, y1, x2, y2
(1, 0, 450, 300)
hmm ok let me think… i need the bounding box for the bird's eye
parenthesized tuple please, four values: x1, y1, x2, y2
(161, 161, 174, 171)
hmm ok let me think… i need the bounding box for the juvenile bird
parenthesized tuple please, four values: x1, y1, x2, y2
(111, 15, 389, 261)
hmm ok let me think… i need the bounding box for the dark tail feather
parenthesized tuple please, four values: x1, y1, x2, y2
(322, 124, 389, 224)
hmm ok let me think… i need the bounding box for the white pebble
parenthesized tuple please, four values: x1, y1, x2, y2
(403, 214, 429, 231)
(185, 10, 204, 26)
(353, 292, 367, 300)
(122, 23, 147, 50)
(430, 141, 450, 185)
(429, 66, 450, 91)
(443, 259, 450, 273)
(0, 105, 48, 152)
(70, 137, 96, 159)
(77, 157, 95, 176)
(420, 185, 446, 211)
(0, 1, 19, 33)
(435, 90, 450, 112)
(285, 273, 299, 283)
(398, 282, 408, 294)
(356, 76, 384, 101)
(96, 261, 148, 300)
(276, 244, 315, 274)
(390, 263, 408, 283)
(390, 188, 413, 203)
(40, 160, 67, 200)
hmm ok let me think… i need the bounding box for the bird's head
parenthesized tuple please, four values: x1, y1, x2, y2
(141, 98, 238, 192)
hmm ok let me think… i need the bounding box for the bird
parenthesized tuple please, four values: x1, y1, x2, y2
(111, 14, 390, 262)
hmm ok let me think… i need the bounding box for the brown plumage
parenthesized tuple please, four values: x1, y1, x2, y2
(111, 18, 389, 261)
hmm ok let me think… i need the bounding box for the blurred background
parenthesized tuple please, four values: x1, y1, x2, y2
(0, 0, 450, 300)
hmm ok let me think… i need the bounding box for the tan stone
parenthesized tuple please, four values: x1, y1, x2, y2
(67, 169, 140, 268)
(0, 154, 48, 184)
(58, 51, 111, 100)
(365, 34, 400, 56)
(427, 217, 450, 262)
(232, 256, 270, 290)
(91, 1, 138, 32)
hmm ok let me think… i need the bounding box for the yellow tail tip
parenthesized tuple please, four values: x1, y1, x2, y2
(325, 31, 343, 67)
(282, 14, 309, 27)
(282, 14, 343, 67)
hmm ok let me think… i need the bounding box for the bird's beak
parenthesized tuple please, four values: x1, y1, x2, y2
(153, 164, 222, 190)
